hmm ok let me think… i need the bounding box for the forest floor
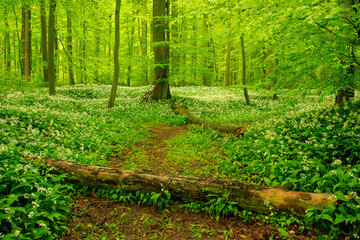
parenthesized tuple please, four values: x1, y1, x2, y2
(59, 124, 317, 240)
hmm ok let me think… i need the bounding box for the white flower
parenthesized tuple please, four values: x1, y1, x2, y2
(28, 211, 34, 218)
(328, 195, 338, 201)
(329, 170, 337, 176)
(39, 222, 47, 228)
(331, 159, 342, 166)
(14, 230, 20, 237)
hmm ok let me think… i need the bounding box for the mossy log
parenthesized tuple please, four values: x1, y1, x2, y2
(171, 102, 246, 137)
(42, 158, 344, 217)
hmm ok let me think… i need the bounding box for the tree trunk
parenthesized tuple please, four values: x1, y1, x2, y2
(241, 35, 250, 106)
(67, 7, 75, 85)
(81, 19, 86, 84)
(126, 16, 134, 87)
(39, 158, 348, 217)
(180, 18, 187, 87)
(23, 3, 31, 81)
(48, 0, 56, 95)
(224, 21, 231, 86)
(40, 0, 48, 83)
(107, 0, 121, 108)
(4, 15, 11, 72)
(139, 0, 148, 85)
(171, 0, 180, 84)
(202, 14, 212, 86)
(143, 0, 171, 101)
(335, 64, 355, 104)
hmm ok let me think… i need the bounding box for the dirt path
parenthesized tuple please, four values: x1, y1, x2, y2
(109, 124, 189, 174)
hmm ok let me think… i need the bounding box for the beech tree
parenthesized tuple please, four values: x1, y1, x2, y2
(48, 0, 56, 95)
(40, 0, 48, 84)
(107, 0, 121, 108)
(143, 0, 171, 100)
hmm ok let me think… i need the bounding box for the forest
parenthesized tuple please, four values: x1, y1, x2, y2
(0, 0, 360, 239)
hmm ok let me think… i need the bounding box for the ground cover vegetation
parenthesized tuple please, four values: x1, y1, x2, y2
(1, 0, 360, 239)
(1, 86, 360, 239)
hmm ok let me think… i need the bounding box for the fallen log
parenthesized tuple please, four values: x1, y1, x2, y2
(42, 158, 345, 217)
(171, 101, 246, 137)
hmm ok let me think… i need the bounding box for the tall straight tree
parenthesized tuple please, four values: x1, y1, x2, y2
(67, 4, 75, 85)
(23, 1, 31, 81)
(4, 13, 11, 72)
(40, 0, 48, 84)
(107, 0, 121, 108)
(48, 0, 56, 95)
(241, 35, 250, 106)
(143, 0, 171, 100)
(139, 0, 148, 85)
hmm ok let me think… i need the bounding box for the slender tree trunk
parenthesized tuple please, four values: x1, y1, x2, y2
(126, 17, 134, 87)
(202, 14, 209, 86)
(48, 0, 56, 95)
(21, 8, 25, 75)
(224, 22, 231, 86)
(192, 17, 197, 83)
(23, 2, 31, 81)
(55, 16, 59, 82)
(40, 0, 48, 83)
(241, 35, 250, 106)
(180, 18, 187, 87)
(82, 18, 86, 84)
(95, 34, 100, 83)
(171, 0, 179, 84)
(107, 0, 121, 108)
(108, 16, 112, 83)
(67, 8, 75, 85)
(4, 16, 11, 72)
(12, 6, 21, 74)
(149, 20, 155, 85)
(139, 0, 148, 85)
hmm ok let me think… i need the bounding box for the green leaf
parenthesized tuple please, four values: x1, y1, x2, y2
(321, 214, 333, 223)
(278, 228, 289, 237)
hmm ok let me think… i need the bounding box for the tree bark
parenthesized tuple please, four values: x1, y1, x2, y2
(40, 158, 348, 217)
(40, 0, 48, 84)
(241, 35, 251, 106)
(172, 102, 246, 137)
(142, 0, 171, 101)
(224, 21, 231, 86)
(107, 0, 121, 108)
(48, 0, 56, 95)
(335, 64, 355, 104)
(67, 7, 75, 85)
(171, 0, 180, 84)
(139, 0, 148, 85)
(4, 15, 11, 72)
(23, 2, 31, 81)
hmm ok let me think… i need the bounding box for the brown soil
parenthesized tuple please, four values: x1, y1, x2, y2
(59, 193, 316, 240)
(62, 124, 318, 239)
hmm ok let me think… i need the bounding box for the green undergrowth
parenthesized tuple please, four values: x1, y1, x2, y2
(221, 101, 360, 238)
(1, 85, 359, 238)
(0, 157, 73, 239)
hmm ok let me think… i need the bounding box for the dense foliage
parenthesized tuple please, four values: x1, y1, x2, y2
(0, 157, 73, 239)
(0, 0, 359, 95)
